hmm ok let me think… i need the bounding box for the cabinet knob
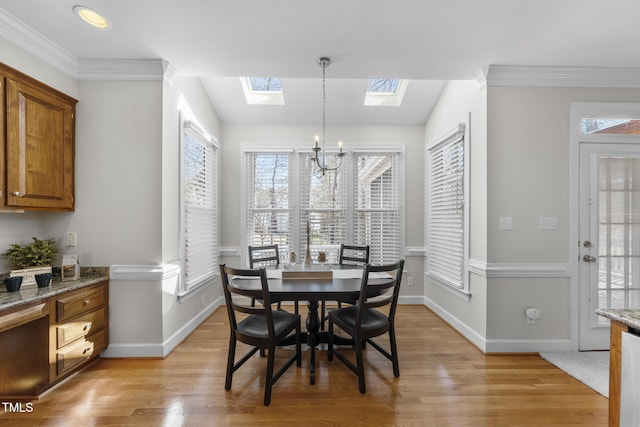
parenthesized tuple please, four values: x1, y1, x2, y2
(83, 299, 90, 306)
(12, 191, 20, 196)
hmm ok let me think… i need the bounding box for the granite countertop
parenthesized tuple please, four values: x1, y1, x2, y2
(596, 308, 640, 329)
(0, 267, 109, 312)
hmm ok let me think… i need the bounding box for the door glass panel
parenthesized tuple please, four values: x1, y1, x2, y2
(597, 157, 640, 321)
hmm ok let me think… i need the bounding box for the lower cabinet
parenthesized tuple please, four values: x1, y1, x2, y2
(51, 282, 109, 381)
(0, 280, 108, 398)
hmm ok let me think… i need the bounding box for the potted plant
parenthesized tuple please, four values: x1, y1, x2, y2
(1, 237, 60, 287)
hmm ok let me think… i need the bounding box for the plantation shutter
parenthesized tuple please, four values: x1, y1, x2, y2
(353, 151, 401, 264)
(427, 124, 465, 288)
(299, 153, 347, 263)
(183, 122, 218, 290)
(245, 152, 292, 263)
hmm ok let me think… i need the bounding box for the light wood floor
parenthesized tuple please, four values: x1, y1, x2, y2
(1, 305, 607, 426)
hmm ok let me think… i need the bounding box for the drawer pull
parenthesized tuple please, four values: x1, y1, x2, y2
(83, 323, 91, 331)
(83, 299, 90, 306)
(83, 347, 91, 355)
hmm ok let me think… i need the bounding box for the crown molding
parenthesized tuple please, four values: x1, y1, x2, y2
(487, 64, 640, 88)
(78, 58, 174, 83)
(0, 7, 174, 82)
(0, 7, 77, 77)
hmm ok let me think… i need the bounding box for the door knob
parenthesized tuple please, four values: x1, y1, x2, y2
(583, 255, 597, 263)
(583, 241, 592, 248)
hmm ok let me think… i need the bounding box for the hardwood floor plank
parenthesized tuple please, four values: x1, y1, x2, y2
(0, 305, 607, 426)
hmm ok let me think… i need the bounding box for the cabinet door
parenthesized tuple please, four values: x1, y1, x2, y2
(5, 78, 75, 210)
(0, 75, 5, 206)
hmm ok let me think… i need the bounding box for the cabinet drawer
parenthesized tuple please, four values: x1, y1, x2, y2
(56, 308, 105, 349)
(57, 286, 105, 322)
(56, 330, 105, 376)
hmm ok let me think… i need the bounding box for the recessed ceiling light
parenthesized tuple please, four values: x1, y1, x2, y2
(73, 5, 110, 30)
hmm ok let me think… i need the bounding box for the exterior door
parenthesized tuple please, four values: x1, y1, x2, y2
(579, 143, 640, 349)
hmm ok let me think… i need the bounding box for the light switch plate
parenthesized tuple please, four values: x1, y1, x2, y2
(499, 217, 513, 231)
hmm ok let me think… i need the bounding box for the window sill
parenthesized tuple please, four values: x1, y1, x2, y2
(177, 273, 217, 304)
(425, 272, 471, 302)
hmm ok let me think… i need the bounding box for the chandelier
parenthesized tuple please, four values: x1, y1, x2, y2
(312, 57, 345, 175)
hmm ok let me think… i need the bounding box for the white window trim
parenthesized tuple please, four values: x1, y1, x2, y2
(179, 119, 220, 298)
(426, 123, 470, 299)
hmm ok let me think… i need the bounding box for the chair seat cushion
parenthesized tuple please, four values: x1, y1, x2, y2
(329, 305, 388, 332)
(238, 310, 298, 339)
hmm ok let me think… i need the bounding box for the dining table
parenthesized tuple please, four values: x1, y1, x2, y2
(230, 264, 390, 385)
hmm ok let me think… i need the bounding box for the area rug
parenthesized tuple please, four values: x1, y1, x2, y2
(539, 351, 609, 397)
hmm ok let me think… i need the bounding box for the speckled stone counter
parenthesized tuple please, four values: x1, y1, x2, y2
(596, 308, 640, 330)
(0, 267, 109, 312)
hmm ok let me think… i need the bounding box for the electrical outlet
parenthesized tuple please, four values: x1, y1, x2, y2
(408, 276, 414, 286)
(66, 231, 77, 247)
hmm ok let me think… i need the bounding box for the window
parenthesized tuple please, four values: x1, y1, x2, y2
(426, 124, 468, 293)
(353, 152, 402, 264)
(243, 148, 403, 266)
(240, 77, 285, 105)
(182, 121, 219, 292)
(300, 152, 347, 262)
(364, 79, 409, 106)
(581, 118, 640, 134)
(245, 152, 292, 256)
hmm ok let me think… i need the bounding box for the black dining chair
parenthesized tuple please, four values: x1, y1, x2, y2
(248, 244, 290, 312)
(219, 264, 301, 406)
(327, 259, 404, 394)
(320, 244, 370, 329)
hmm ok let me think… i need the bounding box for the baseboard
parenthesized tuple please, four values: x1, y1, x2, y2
(485, 339, 573, 353)
(424, 296, 487, 352)
(424, 296, 574, 353)
(101, 297, 223, 358)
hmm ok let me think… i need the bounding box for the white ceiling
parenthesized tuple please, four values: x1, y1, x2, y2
(0, 0, 638, 124)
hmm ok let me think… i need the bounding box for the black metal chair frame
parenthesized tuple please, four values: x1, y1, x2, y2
(327, 260, 404, 394)
(220, 264, 302, 406)
(320, 244, 370, 329)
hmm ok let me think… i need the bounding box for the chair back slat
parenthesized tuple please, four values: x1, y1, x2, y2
(339, 244, 370, 265)
(220, 264, 276, 338)
(355, 260, 404, 325)
(249, 245, 280, 269)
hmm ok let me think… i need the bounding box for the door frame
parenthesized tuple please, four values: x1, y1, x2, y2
(570, 102, 640, 350)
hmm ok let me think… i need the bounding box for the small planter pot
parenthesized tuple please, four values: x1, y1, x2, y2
(4, 276, 23, 292)
(35, 273, 52, 288)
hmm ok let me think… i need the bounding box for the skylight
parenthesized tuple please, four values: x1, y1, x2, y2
(240, 77, 285, 105)
(367, 79, 399, 94)
(364, 79, 409, 106)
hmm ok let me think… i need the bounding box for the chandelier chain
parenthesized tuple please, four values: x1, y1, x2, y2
(313, 56, 345, 175)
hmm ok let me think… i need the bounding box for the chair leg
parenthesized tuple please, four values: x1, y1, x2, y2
(389, 326, 400, 377)
(327, 320, 334, 361)
(225, 336, 236, 391)
(320, 300, 326, 330)
(296, 322, 302, 367)
(355, 336, 366, 394)
(264, 345, 276, 406)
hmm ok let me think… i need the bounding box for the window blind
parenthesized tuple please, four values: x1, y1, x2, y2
(245, 153, 292, 263)
(427, 125, 465, 289)
(353, 152, 401, 264)
(299, 153, 347, 263)
(183, 122, 218, 290)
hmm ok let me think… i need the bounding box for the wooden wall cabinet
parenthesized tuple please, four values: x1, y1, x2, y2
(0, 63, 77, 211)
